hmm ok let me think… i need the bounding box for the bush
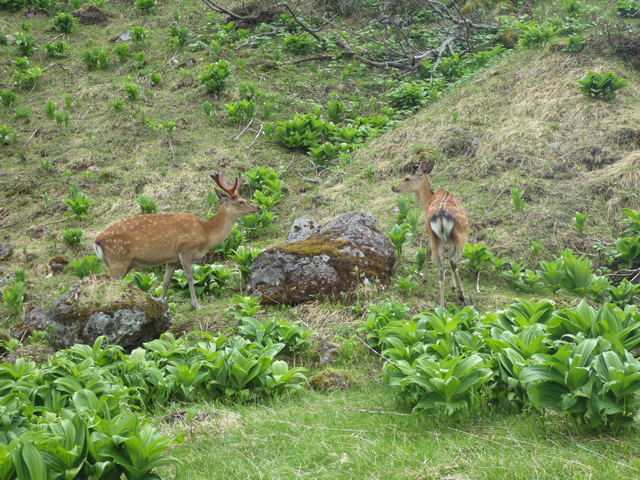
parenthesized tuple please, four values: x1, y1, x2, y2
(576, 71, 629, 99)
(615, 0, 640, 18)
(197, 60, 231, 94)
(60, 228, 83, 246)
(65, 255, 103, 278)
(53, 12, 77, 33)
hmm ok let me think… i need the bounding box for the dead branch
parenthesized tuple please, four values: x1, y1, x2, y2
(289, 53, 334, 64)
(201, 0, 259, 21)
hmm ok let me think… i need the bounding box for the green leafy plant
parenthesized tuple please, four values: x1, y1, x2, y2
(563, 34, 584, 53)
(66, 255, 103, 279)
(576, 71, 629, 99)
(1, 281, 27, 316)
(45, 40, 69, 58)
(395, 273, 418, 296)
(284, 32, 317, 53)
(60, 228, 83, 246)
(386, 224, 413, 258)
(517, 21, 555, 48)
(125, 271, 158, 293)
(63, 189, 93, 217)
(53, 12, 78, 33)
(150, 72, 162, 86)
(573, 212, 588, 233)
(124, 83, 140, 101)
(13, 67, 43, 89)
(510, 187, 525, 212)
(109, 99, 124, 112)
(0, 124, 18, 144)
(615, 0, 640, 18)
(81, 48, 109, 70)
(134, 0, 157, 13)
(388, 82, 426, 109)
(14, 32, 36, 56)
(13, 56, 28, 71)
(114, 43, 130, 62)
(214, 225, 244, 255)
(131, 26, 151, 43)
(136, 194, 158, 214)
(0, 89, 18, 107)
(197, 60, 231, 94)
(230, 246, 262, 284)
(460, 243, 492, 274)
(45, 101, 56, 119)
(168, 25, 189, 47)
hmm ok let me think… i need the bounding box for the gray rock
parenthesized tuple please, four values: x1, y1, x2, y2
(285, 218, 321, 243)
(11, 306, 48, 340)
(46, 275, 171, 351)
(0, 244, 14, 261)
(248, 211, 395, 305)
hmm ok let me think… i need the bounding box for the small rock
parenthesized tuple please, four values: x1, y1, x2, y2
(148, 173, 161, 181)
(27, 226, 46, 239)
(0, 244, 14, 261)
(312, 194, 326, 206)
(26, 253, 37, 262)
(0, 171, 7, 177)
(169, 21, 178, 27)
(88, 166, 101, 174)
(206, 295, 218, 303)
(549, 142, 560, 151)
(11, 306, 48, 340)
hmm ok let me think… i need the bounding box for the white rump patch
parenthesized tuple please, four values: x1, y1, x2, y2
(94, 242, 104, 261)
(430, 216, 455, 241)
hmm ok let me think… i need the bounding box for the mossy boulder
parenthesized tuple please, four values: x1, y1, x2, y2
(248, 211, 395, 305)
(46, 275, 171, 351)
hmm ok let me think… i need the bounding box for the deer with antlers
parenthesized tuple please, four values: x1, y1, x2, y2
(94, 172, 258, 310)
(392, 162, 469, 308)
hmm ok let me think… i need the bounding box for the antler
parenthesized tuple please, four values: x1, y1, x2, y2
(210, 171, 242, 197)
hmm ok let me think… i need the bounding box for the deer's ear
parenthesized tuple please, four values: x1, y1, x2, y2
(215, 189, 229, 200)
(423, 162, 435, 175)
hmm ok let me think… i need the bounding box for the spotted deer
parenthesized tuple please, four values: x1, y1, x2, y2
(392, 162, 469, 308)
(94, 172, 258, 310)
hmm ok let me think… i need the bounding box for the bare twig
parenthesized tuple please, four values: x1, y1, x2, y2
(20, 129, 39, 152)
(247, 123, 263, 149)
(476, 271, 481, 293)
(233, 118, 254, 142)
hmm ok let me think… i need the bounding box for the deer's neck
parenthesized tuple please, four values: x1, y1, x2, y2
(202, 205, 236, 246)
(416, 177, 435, 210)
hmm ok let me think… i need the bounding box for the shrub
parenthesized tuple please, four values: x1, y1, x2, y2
(0, 89, 18, 107)
(136, 194, 158, 214)
(81, 48, 109, 70)
(197, 60, 231, 94)
(134, 0, 156, 13)
(45, 40, 69, 57)
(1, 281, 27, 315)
(14, 32, 36, 56)
(60, 228, 83, 246)
(13, 67, 42, 89)
(576, 71, 629, 99)
(113, 43, 130, 61)
(517, 21, 555, 48)
(615, 0, 640, 18)
(65, 255, 103, 278)
(53, 12, 77, 33)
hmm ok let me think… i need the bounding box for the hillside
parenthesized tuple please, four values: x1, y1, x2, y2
(1, 0, 640, 478)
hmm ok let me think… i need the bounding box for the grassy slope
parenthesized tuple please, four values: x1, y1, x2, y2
(1, 0, 640, 478)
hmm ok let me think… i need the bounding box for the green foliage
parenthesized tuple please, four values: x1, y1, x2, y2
(388, 82, 426, 109)
(134, 51, 147, 69)
(573, 211, 588, 233)
(284, 32, 318, 53)
(502, 260, 527, 290)
(171, 264, 237, 298)
(562, 0, 583, 17)
(44, 40, 69, 58)
(460, 243, 492, 274)
(150, 72, 162, 86)
(202, 100, 213, 117)
(355, 299, 410, 349)
(124, 83, 140, 100)
(214, 225, 244, 255)
(114, 43, 130, 61)
(53, 12, 77, 33)
(386, 224, 412, 258)
(0, 89, 18, 108)
(517, 22, 555, 48)
(125, 271, 158, 292)
(0, 124, 18, 144)
(198, 60, 231, 94)
(131, 26, 151, 43)
(536, 249, 595, 296)
(63, 184, 93, 217)
(576, 71, 629, 99)
(168, 25, 189, 47)
(238, 316, 317, 356)
(326, 99, 344, 123)
(109, 98, 124, 112)
(136, 194, 158, 214)
(510, 187, 525, 212)
(81, 48, 109, 70)
(563, 34, 584, 53)
(14, 32, 36, 56)
(229, 246, 262, 284)
(45, 101, 56, 119)
(13, 66, 43, 89)
(134, 0, 157, 13)
(1, 281, 27, 316)
(60, 228, 83, 246)
(66, 255, 103, 279)
(15, 107, 29, 121)
(395, 273, 418, 296)
(615, 0, 640, 18)
(13, 56, 28, 70)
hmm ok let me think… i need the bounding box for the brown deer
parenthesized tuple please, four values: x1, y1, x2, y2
(392, 162, 469, 308)
(94, 172, 259, 310)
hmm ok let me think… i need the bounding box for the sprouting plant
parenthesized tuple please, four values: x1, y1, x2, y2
(395, 273, 418, 296)
(150, 72, 162, 86)
(45, 101, 56, 119)
(1, 89, 18, 107)
(44, 40, 69, 58)
(114, 43, 130, 62)
(40, 158, 51, 170)
(14, 32, 37, 56)
(63, 188, 94, 217)
(576, 72, 629, 99)
(81, 48, 109, 70)
(326, 99, 343, 123)
(615, 0, 640, 18)
(14, 67, 43, 89)
(530, 241, 542, 256)
(386, 224, 413, 259)
(14, 57, 29, 71)
(510, 187, 525, 212)
(131, 26, 151, 43)
(136, 195, 158, 214)
(109, 99, 125, 112)
(517, 21, 555, 48)
(53, 12, 78, 33)
(125, 83, 140, 101)
(134, 51, 147, 69)
(451, 110, 459, 124)
(363, 165, 374, 179)
(0, 125, 18, 145)
(197, 60, 231, 94)
(460, 243, 492, 274)
(168, 25, 189, 47)
(60, 228, 84, 246)
(164, 121, 176, 136)
(65, 255, 103, 279)
(202, 100, 213, 118)
(134, 0, 157, 13)
(1, 281, 27, 316)
(563, 34, 584, 53)
(574, 212, 588, 233)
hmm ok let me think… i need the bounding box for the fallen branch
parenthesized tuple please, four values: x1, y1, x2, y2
(290, 54, 334, 64)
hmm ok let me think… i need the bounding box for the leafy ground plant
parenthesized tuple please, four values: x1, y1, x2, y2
(576, 71, 629, 99)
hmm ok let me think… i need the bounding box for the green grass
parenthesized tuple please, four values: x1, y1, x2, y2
(162, 386, 640, 479)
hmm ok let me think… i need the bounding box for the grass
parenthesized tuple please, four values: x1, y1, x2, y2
(1, 0, 640, 477)
(160, 386, 640, 479)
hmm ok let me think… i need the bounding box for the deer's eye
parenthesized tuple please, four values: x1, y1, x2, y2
(404, 178, 409, 182)
(239, 201, 245, 205)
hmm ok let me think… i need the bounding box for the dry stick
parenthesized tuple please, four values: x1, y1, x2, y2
(489, 185, 510, 209)
(233, 118, 254, 142)
(353, 334, 428, 394)
(247, 123, 263, 149)
(476, 271, 481, 293)
(280, 155, 297, 175)
(289, 54, 334, 64)
(20, 129, 39, 152)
